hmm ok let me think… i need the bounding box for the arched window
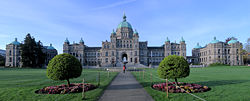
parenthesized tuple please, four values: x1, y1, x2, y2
(9, 50, 11, 56)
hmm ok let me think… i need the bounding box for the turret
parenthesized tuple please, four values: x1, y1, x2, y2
(133, 29, 139, 36)
(79, 37, 84, 45)
(165, 37, 170, 44)
(180, 37, 185, 43)
(64, 38, 69, 44)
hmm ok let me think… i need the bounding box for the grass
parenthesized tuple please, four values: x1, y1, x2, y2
(0, 67, 118, 101)
(131, 66, 250, 101)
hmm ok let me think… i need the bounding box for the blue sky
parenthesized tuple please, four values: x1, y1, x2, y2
(0, 0, 250, 56)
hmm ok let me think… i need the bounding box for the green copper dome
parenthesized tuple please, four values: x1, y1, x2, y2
(65, 38, 69, 43)
(180, 37, 185, 42)
(228, 39, 238, 44)
(210, 37, 220, 44)
(134, 29, 138, 35)
(47, 44, 55, 50)
(11, 38, 21, 45)
(80, 37, 84, 43)
(112, 29, 116, 35)
(117, 13, 132, 29)
(194, 43, 202, 49)
(165, 37, 170, 42)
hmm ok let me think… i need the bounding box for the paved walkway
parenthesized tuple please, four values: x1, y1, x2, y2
(99, 71, 154, 101)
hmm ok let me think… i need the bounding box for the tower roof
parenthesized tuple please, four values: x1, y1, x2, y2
(180, 37, 185, 42)
(228, 39, 238, 44)
(165, 37, 170, 42)
(111, 29, 116, 35)
(117, 13, 132, 29)
(65, 38, 69, 43)
(134, 29, 138, 35)
(194, 43, 202, 49)
(47, 44, 55, 50)
(80, 37, 84, 43)
(11, 38, 21, 45)
(210, 37, 220, 44)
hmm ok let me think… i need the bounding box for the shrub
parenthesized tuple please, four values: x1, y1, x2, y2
(47, 53, 82, 86)
(157, 55, 190, 86)
(209, 62, 229, 67)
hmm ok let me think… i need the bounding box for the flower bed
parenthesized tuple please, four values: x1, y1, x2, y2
(35, 83, 97, 94)
(152, 82, 211, 93)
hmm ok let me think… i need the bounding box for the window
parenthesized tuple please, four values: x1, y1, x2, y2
(112, 51, 114, 56)
(9, 50, 11, 56)
(218, 49, 220, 54)
(105, 58, 108, 63)
(228, 49, 230, 54)
(135, 51, 137, 56)
(236, 49, 239, 54)
(9, 57, 12, 62)
(105, 52, 108, 56)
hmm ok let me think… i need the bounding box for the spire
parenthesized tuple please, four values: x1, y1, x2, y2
(214, 36, 216, 40)
(15, 38, 17, 42)
(123, 12, 126, 22)
(50, 43, 52, 47)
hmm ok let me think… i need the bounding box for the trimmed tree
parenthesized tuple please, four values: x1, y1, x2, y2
(47, 53, 82, 86)
(157, 55, 190, 86)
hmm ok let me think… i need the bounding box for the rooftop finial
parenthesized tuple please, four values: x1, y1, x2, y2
(214, 36, 216, 40)
(123, 12, 126, 22)
(15, 38, 17, 41)
(50, 43, 52, 46)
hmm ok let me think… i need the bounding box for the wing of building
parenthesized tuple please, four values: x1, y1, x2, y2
(63, 14, 186, 67)
(189, 37, 243, 66)
(5, 38, 58, 67)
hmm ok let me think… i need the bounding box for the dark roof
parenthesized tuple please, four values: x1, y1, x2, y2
(85, 47, 101, 50)
(147, 46, 164, 49)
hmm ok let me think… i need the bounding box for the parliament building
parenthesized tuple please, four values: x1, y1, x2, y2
(63, 14, 186, 67)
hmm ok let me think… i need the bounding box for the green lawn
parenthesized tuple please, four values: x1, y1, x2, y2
(131, 66, 250, 101)
(0, 68, 118, 101)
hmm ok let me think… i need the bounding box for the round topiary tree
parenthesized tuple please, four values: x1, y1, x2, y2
(47, 53, 82, 86)
(157, 55, 189, 86)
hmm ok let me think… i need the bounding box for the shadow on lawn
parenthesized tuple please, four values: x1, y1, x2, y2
(193, 80, 250, 87)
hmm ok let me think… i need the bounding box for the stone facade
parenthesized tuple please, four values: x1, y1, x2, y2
(5, 38, 58, 67)
(63, 14, 186, 67)
(191, 37, 243, 66)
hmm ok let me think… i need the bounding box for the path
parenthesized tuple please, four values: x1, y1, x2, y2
(99, 71, 154, 101)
